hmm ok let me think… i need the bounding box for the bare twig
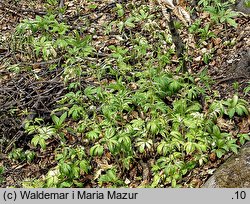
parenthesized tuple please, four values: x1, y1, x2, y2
(0, 1, 46, 15)
(214, 75, 249, 86)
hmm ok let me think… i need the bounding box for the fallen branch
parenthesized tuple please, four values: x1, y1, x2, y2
(214, 75, 250, 86)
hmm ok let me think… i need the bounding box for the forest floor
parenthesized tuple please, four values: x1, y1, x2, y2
(0, 0, 250, 188)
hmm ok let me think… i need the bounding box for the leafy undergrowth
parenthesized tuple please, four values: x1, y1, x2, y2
(0, 0, 250, 188)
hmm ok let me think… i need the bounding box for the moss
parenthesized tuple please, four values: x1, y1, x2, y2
(203, 142, 250, 187)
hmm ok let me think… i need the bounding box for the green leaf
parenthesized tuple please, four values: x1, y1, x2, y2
(125, 21, 135, 28)
(238, 133, 250, 145)
(213, 125, 221, 136)
(88, 4, 98, 9)
(139, 143, 145, 153)
(236, 104, 248, 116)
(244, 86, 250, 95)
(107, 169, 117, 181)
(151, 174, 161, 188)
(228, 108, 235, 118)
(79, 160, 90, 174)
(90, 144, 104, 156)
(235, 105, 243, 116)
(97, 146, 104, 156)
(117, 21, 124, 33)
(59, 112, 67, 125)
(169, 80, 181, 92)
(157, 142, 170, 156)
(86, 129, 100, 140)
(116, 4, 124, 17)
(39, 138, 46, 149)
(60, 163, 71, 176)
(232, 95, 239, 107)
(226, 18, 237, 28)
(25, 151, 35, 163)
(31, 136, 40, 147)
(171, 178, 177, 187)
(60, 181, 72, 188)
(186, 142, 197, 154)
(47, 176, 57, 187)
(72, 165, 80, 178)
(147, 120, 158, 135)
(0, 166, 4, 174)
(215, 149, 224, 158)
(230, 145, 238, 154)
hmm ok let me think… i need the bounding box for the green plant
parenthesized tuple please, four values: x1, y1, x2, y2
(25, 150, 36, 163)
(135, 138, 153, 153)
(232, 82, 239, 93)
(16, 14, 94, 82)
(202, 52, 213, 64)
(44, 146, 91, 187)
(116, 3, 125, 17)
(237, 133, 250, 145)
(8, 148, 26, 162)
(189, 20, 201, 33)
(51, 112, 67, 129)
(5, 0, 250, 188)
(8, 149, 36, 162)
(25, 118, 56, 150)
(204, 1, 238, 27)
(98, 168, 123, 187)
(197, 24, 216, 41)
(210, 125, 239, 158)
(244, 81, 250, 95)
(90, 144, 104, 156)
(245, 0, 250, 7)
(223, 95, 249, 118)
(0, 166, 5, 184)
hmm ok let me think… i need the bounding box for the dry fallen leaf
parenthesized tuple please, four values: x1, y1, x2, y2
(209, 152, 217, 162)
(157, 0, 191, 26)
(238, 116, 250, 134)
